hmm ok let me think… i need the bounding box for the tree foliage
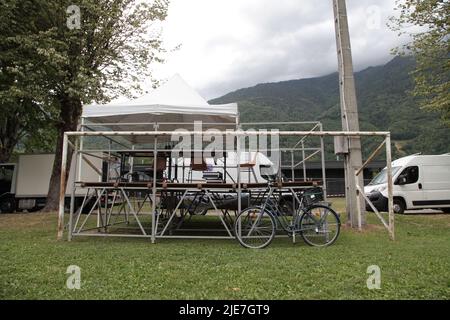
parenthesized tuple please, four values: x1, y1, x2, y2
(0, 0, 58, 162)
(390, 0, 450, 126)
(0, 0, 170, 210)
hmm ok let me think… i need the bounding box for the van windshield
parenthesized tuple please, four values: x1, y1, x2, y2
(369, 166, 401, 185)
(259, 165, 277, 181)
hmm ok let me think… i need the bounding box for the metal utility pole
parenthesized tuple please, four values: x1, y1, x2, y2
(332, 0, 366, 227)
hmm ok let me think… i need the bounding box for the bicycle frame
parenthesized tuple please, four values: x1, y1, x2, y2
(254, 186, 323, 234)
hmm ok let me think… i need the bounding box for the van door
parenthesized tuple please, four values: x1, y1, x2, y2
(0, 164, 15, 195)
(0, 164, 16, 212)
(395, 165, 425, 209)
(419, 165, 450, 208)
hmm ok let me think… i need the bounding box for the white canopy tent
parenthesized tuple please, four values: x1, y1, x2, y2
(82, 74, 238, 136)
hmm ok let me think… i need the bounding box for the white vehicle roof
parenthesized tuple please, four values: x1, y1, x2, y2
(174, 152, 274, 166)
(392, 154, 450, 168)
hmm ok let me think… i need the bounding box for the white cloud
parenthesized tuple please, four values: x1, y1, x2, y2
(153, 0, 410, 100)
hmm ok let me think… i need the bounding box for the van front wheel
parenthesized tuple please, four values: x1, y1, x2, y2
(0, 197, 15, 213)
(393, 198, 406, 214)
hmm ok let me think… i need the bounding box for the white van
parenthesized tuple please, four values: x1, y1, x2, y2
(364, 154, 450, 214)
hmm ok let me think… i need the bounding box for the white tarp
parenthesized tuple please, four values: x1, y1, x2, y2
(82, 74, 238, 132)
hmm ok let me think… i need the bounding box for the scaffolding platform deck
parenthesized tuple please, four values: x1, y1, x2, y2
(78, 180, 321, 190)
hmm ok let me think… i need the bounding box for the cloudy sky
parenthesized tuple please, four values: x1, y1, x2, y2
(153, 0, 411, 100)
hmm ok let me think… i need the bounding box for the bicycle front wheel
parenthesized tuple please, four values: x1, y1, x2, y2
(234, 206, 276, 249)
(299, 205, 340, 247)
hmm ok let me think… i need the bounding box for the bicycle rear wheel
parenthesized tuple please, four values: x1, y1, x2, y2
(299, 205, 340, 247)
(234, 206, 276, 249)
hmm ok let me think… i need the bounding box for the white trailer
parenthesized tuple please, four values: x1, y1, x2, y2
(0, 153, 102, 212)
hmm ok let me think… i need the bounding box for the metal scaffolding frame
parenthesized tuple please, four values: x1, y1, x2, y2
(79, 120, 328, 194)
(57, 128, 395, 242)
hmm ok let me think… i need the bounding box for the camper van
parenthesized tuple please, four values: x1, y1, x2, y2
(0, 154, 102, 213)
(364, 154, 450, 214)
(120, 151, 277, 184)
(175, 152, 276, 183)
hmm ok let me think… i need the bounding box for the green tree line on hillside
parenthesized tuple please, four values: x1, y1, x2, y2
(211, 56, 450, 160)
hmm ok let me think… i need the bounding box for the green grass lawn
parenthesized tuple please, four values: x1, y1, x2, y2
(0, 198, 449, 299)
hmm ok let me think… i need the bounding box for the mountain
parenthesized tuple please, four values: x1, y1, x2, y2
(210, 56, 450, 159)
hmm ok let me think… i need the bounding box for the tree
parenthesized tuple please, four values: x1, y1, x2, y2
(0, 0, 57, 162)
(390, 0, 450, 126)
(0, 97, 55, 162)
(1, 0, 169, 210)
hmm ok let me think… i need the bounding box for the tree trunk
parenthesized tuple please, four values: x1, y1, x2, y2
(0, 111, 21, 163)
(42, 95, 82, 212)
(0, 144, 15, 163)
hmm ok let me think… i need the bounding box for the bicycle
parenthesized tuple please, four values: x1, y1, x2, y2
(234, 186, 341, 249)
